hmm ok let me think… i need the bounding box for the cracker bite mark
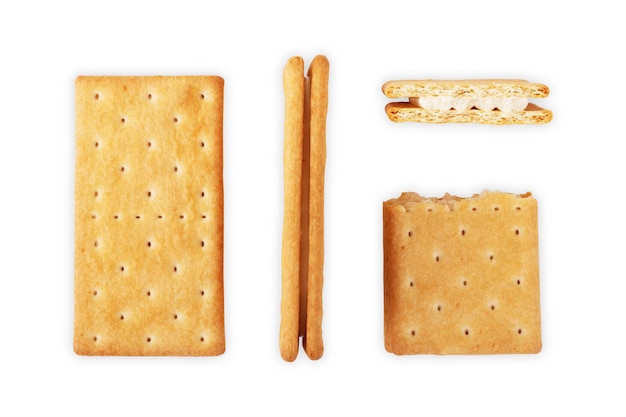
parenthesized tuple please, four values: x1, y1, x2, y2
(382, 79, 552, 124)
(280, 55, 329, 361)
(74, 76, 225, 356)
(383, 191, 541, 355)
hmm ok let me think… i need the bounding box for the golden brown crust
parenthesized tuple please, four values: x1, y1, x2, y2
(385, 102, 553, 124)
(74, 76, 225, 356)
(280, 57, 304, 362)
(383, 191, 541, 355)
(303, 55, 329, 360)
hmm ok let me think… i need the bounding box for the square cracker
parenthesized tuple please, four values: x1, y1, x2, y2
(74, 76, 225, 356)
(383, 191, 541, 354)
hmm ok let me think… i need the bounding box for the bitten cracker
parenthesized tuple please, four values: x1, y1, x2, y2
(280, 55, 329, 361)
(383, 191, 541, 354)
(74, 76, 225, 356)
(382, 79, 552, 124)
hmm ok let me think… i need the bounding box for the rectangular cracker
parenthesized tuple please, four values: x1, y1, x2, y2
(280, 55, 328, 361)
(383, 191, 541, 355)
(74, 76, 225, 356)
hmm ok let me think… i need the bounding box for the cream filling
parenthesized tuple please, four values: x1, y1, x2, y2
(409, 96, 528, 112)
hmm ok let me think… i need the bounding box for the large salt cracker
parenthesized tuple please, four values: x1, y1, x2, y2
(382, 79, 552, 124)
(383, 191, 541, 355)
(280, 55, 328, 361)
(74, 76, 225, 356)
(384, 102, 552, 124)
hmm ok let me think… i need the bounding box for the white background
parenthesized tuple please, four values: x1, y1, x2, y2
(1, 1, 624, 415)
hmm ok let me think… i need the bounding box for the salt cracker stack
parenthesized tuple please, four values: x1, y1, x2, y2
(74, 76, 225, 356)
(383, 79, 552, 124)
(383, 191, 541, 354)
(280, 55, 329, 361)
